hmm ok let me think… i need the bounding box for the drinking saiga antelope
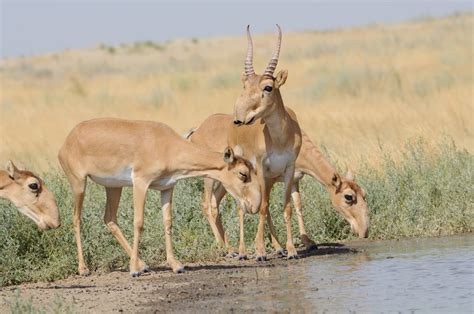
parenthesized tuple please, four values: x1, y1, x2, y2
(58, 118, 261, 277)
(187, 113, 370, 258)
(0, 160, 60, 230)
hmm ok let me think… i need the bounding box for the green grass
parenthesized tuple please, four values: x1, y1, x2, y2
(0, 138, 472, 286)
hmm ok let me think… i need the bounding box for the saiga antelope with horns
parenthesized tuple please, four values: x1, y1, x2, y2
(227, 25, 302, 260)
(187, 113, 370, 258)
(0, 161, 60, 230)
(58, 118, 261, 277)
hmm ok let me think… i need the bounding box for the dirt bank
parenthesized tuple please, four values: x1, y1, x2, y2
(0, 243, 357, 313)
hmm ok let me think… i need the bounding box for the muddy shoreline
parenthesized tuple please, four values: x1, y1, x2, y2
(0, 242, 357, 313)
(2, 235, 472, 313)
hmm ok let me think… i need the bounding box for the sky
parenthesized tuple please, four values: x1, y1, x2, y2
(0, 0, 472, 58)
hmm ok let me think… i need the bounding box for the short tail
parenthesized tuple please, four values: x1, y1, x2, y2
(182, 127, 197, 140)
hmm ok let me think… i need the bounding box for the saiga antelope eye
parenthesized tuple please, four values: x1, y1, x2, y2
(263, 86, 273, 92)
(344, 194, 354, 203)
(238, 172, 248, 182)
(28, 183, 39, 191)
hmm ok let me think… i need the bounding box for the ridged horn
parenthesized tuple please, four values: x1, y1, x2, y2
(263, 24, 282, 78)
(244, 25, 255, 76)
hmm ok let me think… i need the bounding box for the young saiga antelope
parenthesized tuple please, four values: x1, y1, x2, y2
(187, 113, 369, 259)
(58, 118, 261, 277)
(0, 161, 60, 230)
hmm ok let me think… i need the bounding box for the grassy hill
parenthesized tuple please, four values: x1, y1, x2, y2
(0, 13, 472, 170)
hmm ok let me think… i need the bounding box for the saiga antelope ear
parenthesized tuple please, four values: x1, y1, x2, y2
(223, 147, 235, 164)
(331, 173, 342, 192)
(15, 161, 26, 171)
(241, 71, 248, 84)
(6, 160, 19, 179)
(345, 169, 355, 181)
(274, 70, 288, 88)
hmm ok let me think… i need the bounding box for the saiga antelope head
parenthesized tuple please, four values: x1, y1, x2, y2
(329, 170, 369, 238)
(234, 25, 288, 126)
(0, 161, 60, 230)
(221, 147, 261, 214)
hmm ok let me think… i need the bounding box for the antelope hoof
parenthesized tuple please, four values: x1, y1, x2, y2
(277, 249, 287, 258)
(287, 254, 299, 260)
(78, 267, 90, 276)
(256, 255, 267, 262)
(228, 252, 238, 258)
(142, 265, 151, 273)
(174, 266, 185, 274)
(131, 271, 142, 278)
(238, 254, 248, 261)
(301, 235, 318, 251)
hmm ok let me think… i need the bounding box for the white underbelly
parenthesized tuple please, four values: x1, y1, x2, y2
(89, 167, 133, 187)
(150, 176, 178, 190)
(263, 151, 294, 178)
(89, 167, 178, 190)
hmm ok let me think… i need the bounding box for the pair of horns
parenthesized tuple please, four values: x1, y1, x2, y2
(244, 24, 282, 78)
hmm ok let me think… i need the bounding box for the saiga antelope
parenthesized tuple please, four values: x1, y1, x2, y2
(187, 113, 370, 258)
(0, 161, 60, 230)
(228, 25, 302, 260)
(58, 118, 261, 277)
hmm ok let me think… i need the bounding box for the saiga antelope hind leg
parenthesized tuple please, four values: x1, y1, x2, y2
(202, 179, 236, 256)
(103, 187, 149, 273)
(129, 178, 149, 277)
(292, 181, 317, 251)
(161, 188, 185, 273)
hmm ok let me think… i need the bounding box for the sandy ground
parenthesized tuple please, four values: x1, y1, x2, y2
(0, 243, 357, 313)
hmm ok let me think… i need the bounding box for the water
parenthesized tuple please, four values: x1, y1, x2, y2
(212, 235, 474, 313)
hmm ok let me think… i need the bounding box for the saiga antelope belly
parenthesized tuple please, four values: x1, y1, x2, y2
(262, 151, 294, 178)
(89, 167, 178, 190)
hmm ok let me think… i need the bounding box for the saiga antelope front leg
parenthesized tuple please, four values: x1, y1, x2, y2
(282, 164, 298, 258)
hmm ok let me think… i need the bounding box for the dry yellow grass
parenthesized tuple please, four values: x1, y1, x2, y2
(0, 13, 472, 171)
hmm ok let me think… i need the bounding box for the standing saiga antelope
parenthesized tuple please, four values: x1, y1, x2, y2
(226, 25, 302, 260)
(187, 112, 370, 258)
(0, 160, 60, 230)
(58, 118, 261, 277)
